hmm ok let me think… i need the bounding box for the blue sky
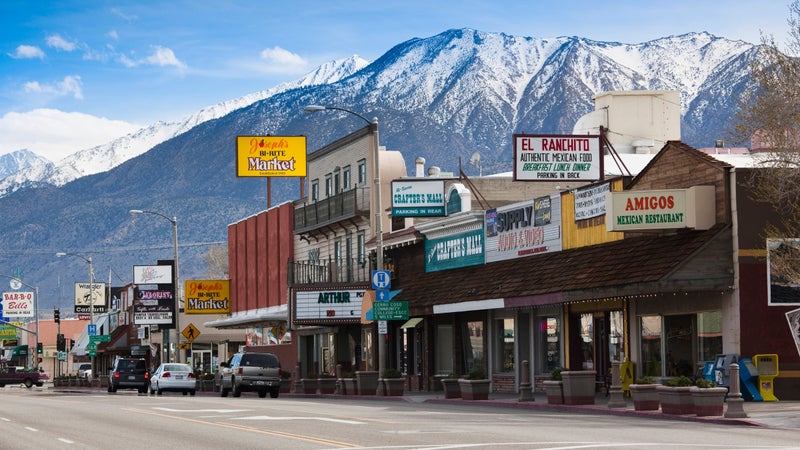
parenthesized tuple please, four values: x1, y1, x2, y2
(0, 0, 793, 161)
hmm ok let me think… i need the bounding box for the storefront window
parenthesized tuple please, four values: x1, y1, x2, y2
(609, 310, 624, 362)
(537, 316, 560, 373)
(434, 324, 454, 375)
(462, 321, 484, 373)
(579, 313, 594, 370)
(494, 318, 515, 373)
(697, 311, 722, 363)
(640, 315, 662, 377)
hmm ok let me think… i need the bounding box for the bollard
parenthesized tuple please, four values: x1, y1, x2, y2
(519, 360, 534, 402)
(607, 360, 626, 408)
(725, 363, 748, 418)
(293, 362, 303, 394)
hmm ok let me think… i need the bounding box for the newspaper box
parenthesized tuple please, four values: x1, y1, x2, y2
(753, 353, 779, 402)
(713, 354, 738, 388)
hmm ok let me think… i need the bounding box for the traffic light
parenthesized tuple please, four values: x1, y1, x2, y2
(36, 342, 42, 354)
(54, 308, 60, 323)
(57, 334, 65, 351)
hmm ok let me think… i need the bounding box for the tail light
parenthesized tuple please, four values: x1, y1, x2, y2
(237, 367, 243, 374)
(145, 372, 150, 379)
(162, 372, 171, 378)
(188, 372, 196, 379)
(113, 372, 120, 379)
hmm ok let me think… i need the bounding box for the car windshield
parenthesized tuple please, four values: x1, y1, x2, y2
(241, 353, 279, 368)
(163, 364, 191, 372)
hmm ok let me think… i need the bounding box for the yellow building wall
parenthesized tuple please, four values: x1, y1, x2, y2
(561, 178, 626, 249)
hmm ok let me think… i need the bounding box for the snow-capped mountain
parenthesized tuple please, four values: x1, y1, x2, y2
(0, 149, 50, 180)
(0, 29, 764, 307)
(0, 55, 369, 198)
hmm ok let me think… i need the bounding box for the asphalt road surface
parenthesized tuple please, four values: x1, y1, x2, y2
(1, 387, 800, 449)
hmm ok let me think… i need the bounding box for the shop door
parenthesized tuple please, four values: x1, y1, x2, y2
(191, 350, 213, 374)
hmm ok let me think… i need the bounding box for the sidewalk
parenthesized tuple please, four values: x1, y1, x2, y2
(46, 383, 800, 429)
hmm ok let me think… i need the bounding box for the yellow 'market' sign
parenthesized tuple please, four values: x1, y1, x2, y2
(184, 280, 230, 314)
(236, 135, 307, 177)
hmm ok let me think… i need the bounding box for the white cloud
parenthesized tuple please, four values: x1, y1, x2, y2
(9, 45, 45, 59)
(23, 75, 84, 100)
(260, 46, 307, 67)
(0, 109, 141, 161)
(118, 46, 187, 71)
(46, 34, 77, 51)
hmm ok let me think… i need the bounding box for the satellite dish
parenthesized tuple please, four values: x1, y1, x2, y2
(469, 152, 482, 176)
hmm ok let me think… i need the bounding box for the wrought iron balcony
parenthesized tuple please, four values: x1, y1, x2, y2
(289, 257, 371, 286)
(294, 187, 370, 234)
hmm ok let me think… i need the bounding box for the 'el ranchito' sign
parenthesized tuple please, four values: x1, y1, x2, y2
(513, 134, 602, 181)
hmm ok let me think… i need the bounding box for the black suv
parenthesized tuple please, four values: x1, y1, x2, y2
(216, 352, 281, 398)
(108, 358, 149, 394)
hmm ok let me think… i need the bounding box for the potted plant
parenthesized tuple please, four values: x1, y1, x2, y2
(561, 369, 596, 405)
(440, 373, 461, 399)
(317, 373, 337, 394)
(629, 375, 659, 411)
(543, 367, 564, 404)
(657, 375, 694, 414)
(356, 370, 379, 395)
(379, 368, 405, 396)
(458, 368, 490, 400)
(691, 377, 727, 416)
(301, 372, 318, 394)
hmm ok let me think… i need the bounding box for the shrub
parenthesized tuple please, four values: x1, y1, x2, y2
(304, 372, 318, 379)
(695, 378, 716, 388)
(550, 367, 563, 381)
(318, 372, 336, 378)
(381, 368, 403, 378)
(340, 371, 356, 378)
(634, 376, 655, 384)
(664, 375, 693, 387)
(465, 368, 487, 380)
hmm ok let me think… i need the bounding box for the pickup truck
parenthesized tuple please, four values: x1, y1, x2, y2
(0, 367, 45, 388)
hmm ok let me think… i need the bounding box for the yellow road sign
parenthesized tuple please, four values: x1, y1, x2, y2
(182, 323, 200, 342)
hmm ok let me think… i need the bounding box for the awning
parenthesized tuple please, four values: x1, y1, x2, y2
(401, 318, 423, 329)
(203, 304, 287, 329)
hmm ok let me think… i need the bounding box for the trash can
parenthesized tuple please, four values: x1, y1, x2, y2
(753, 353, 779, 402)
(713, 354, 739, 388)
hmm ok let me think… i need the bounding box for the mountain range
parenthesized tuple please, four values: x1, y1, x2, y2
(0, 28, 762, 311)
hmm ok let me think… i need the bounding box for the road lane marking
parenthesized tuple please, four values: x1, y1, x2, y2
(232, 416, 365, 424)
(153, 407, 250, 413)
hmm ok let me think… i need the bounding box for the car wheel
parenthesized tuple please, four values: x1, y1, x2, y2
(149, 384, 155, 395)
(232, 382, 242, 398)
(108, 385, 116, 393)
(24, 378, 33, 389)
(258, 390, 267, 398)
(157, 388, 163, 395)
(270, 389, 279, 399)
(219, 382, 229, 397)
(182, 391, 188, 396)
(140, 387, 148, 394)
(189, 390, 196, 396)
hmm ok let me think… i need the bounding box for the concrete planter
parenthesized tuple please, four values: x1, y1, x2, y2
(657, 385, 694, 414)
(691, 386, 727, 416)
(543, 380, 564, 404)
(630, 384, 660, 411)
(441, 378, 461, 399)
(458, 379, 490, 400)
(561, 370, 596, 405)
(338, 378, 357, 395)
(356, 371, 379, 395)
(380, 378, 405, 396)
(317, 377, 337, 394)
(279, 378, 291, 393)
(301, 378, 318, 394)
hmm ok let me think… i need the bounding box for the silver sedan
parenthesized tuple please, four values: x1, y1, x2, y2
(149, 363, 197, 396)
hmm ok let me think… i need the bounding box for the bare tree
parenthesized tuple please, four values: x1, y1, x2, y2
(203, 245, 228, 279)
(731, 1, 800, 261)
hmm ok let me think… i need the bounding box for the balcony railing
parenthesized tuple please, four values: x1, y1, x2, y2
(289, 257, 370, 286)
(294, 187, 370, 233)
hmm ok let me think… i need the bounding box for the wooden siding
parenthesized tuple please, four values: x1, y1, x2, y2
(561, 178, 625, 249)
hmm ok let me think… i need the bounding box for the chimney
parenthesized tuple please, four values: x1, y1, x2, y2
(415, 157, 426, 177)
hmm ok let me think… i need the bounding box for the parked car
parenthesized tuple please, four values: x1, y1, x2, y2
(149, 363, 196, 396)
(108, 358, 149, 394)
(215, 352, 281, 398)
(77, 363, 92, 379)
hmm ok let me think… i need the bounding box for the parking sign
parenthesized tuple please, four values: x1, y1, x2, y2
(371, 270, 391, 290)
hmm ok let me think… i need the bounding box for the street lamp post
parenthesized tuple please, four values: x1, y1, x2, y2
(129, 209, 180, 363)
(304, 104, 386, 374)
(55, 252, 94, 373)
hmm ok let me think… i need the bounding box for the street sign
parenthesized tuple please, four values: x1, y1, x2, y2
(373, 301, 409, 321)
(87, 324, 97, 336)
(89, 334, 110, 343)
(182, 323, 200, 342)
(378, 320, 387, 335)
(376, 289, 391, 301)
(371, 270, 391, 290)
